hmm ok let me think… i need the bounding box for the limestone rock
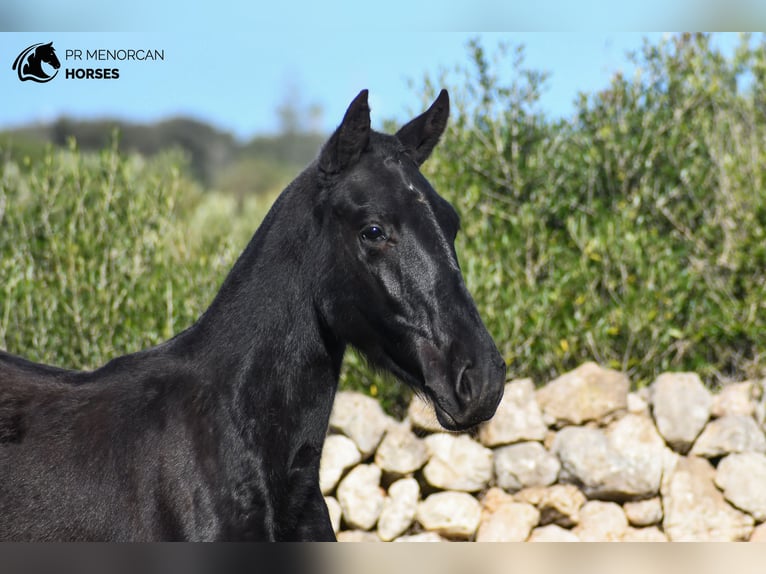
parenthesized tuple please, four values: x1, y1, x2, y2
(536, 362, 629, 426)
(573, 501, 628, 541)
(715, 453, 766, 522)
(480, 487, 515, 513)
(622, 526, 668, 542)
(336, 464, 385, 531)
(416, 492, 482, 539)
(493, 441, 560, 491)
(651, 372, 712, 453)
(477, 379, 547, 447)
(476, 502, 540, 542)
(749, 523, 766, 542)
(711, 381, 757, 418)
(627, 391, 650, 416)
(407, 394, 444, 433)
(324, 496, 342, 534)
(552, 426, 640, 499)
(690, 415, 766, 458)
(374, 423, 429, 476)
(754, 381, 766, 428)
(661, 455, 753, 541)
(377, 478, 420, 542)
(423, 434, 493, 492)
(330, 391, 394, 456)
(515, 484, 586, 527)
(606, 413, 677, 489)
(552, 417, 671, 500)
(623, 497, 663, 527)
(320, 434, 362, 495)
(393, 532, 445, 542)
(528, 524, 580, 542)
(542, 430, 557, 451)
(551, 427, 615, 496)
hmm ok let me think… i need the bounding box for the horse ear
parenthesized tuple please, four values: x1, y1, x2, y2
(319, 89, 371, 176)
(396, 89, 449, 166)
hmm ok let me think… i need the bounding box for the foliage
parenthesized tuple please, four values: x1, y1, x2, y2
(0, 138, 271, 369)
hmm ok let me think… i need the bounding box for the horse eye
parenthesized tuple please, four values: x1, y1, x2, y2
(360, 225, 387, 242)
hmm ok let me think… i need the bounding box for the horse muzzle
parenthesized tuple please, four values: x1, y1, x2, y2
(418, 339, 506, 431)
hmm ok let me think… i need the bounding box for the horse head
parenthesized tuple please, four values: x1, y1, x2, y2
(35, 42, 61, 70)
(314, 90, 505, 430)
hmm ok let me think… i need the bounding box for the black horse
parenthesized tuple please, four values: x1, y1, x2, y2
(13, 42, 61, 83)
(0, 90, 505, 541)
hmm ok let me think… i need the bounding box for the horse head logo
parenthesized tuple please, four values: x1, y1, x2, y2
(12, 42, 61, 83)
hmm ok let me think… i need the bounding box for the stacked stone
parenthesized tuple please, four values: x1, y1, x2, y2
(321, 363, 766, 542)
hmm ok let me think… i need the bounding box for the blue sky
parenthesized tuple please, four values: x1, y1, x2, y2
(0, 28, 748, 139)
(0, 32, 650, 136)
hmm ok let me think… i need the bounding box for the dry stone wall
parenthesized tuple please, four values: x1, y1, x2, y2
(322, 362, 766, 542)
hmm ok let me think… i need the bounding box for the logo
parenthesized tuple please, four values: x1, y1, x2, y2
(12, 42, 61, 83)
(11, 42, 164, 84)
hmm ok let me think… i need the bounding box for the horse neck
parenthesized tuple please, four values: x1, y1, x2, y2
(179, 175, 344, 447)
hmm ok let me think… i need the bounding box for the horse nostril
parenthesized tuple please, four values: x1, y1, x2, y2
(455, 362, 474, 405)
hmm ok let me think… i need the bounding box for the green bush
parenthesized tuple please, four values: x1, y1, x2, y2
(0, 138, 264, 369)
